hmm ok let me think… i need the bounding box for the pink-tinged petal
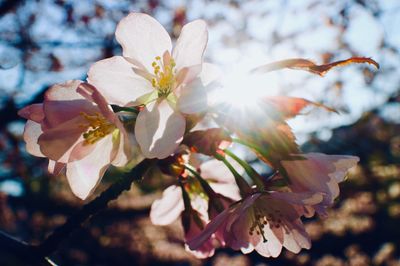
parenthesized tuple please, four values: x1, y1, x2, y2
(42, 81, 96, 128)
(48, 160, 65, 175)
(44, 80, 84, 101)
(110, 130, 131, 167)
(177, 78, 208, 114)
(77, 83, 115, 122)
(172, 20, 208, 70)
(150, 185, 184, 225)
(184, 211, 216, 259)
(187, 209, 230, 251)
(185, 243, 215, 259)
(43, 99, 95, 129)
(175, 65, 202, 90)
(87, 56, 153, 106)
(254, 226, 283, 257)
(115, 13, 172, 72)
(68, 140, 97, 162)
(281, 153, 359, 206)
(65, 135, 114, 200)
(23, 120, 45, 157)
(18, 104, 44, 122)
(282, 220, 311, 253)
(135, 100, 185, 159)
(270, 191, 323, 206)
(38, 116, 86, 162)
(210, 183, 241, 201)
(200, 159, 237, 183)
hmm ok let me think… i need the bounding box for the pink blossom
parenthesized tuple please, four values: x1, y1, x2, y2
(281, 153, 359, 217)
(88, 13, 218, 159)
(18, 80, 132, 199)
(150, 159, 240, 258)
(150, 159, 240, 226)
(188, 191, 323, 258)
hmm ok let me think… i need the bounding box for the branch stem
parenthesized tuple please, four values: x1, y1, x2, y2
(37, 158, 156, 257)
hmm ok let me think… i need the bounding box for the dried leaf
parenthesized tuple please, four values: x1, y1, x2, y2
(251, 57, 379, 76)
(264, 96, 338, 119)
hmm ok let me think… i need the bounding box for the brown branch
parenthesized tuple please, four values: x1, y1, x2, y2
(36, 158, 156, 257)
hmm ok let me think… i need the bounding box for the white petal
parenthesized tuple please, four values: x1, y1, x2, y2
(172, 20, 208, 70)
(135, 100, 185, 159)
(177, 78, 208, 114)
(23, 120, 45, 157)
(200, 63, 222, 87)
(150, 185, 184, 225)
(87, 56, 153, 106)
(44, 80, 84, 101)
(115, 13, 172, 72)
(66, 135, 114, 200)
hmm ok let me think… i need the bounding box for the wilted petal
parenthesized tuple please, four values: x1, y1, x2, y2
(150, 185, 184, 225)
(65, 135, 114, 200)
(87, 56, 153, 106)
(264, 96, 338, 119)
(115, 13, 172, 72)
(135, 100, 185, 159)
(172, 20, 208, 70)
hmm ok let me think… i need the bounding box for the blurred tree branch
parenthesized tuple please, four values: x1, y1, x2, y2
(0, 158, 156, 264)
(37, 158, 155, 257)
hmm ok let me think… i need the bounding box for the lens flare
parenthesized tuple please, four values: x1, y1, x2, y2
(210, 64, 280, 110)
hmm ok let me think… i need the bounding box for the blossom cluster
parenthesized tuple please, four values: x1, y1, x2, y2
(19, 13, 378, 258)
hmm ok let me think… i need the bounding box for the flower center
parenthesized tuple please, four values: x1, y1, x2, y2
(248, 207, 284, 242)
(151, 55, 176, 97)
(80, 112, 116, 145)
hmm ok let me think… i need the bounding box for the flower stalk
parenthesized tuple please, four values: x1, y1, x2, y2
(224, 149, 265, 190)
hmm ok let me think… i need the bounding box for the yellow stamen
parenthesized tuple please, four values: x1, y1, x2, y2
(80, 112, 115, 145)
(150, 55, 176, 97)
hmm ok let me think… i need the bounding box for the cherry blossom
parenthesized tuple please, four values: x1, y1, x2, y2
(188, 191, 323, 257)
(18, 80, 132, 199)
(150, 159, 240, 226)
(88, 12, 216, 159)
(281, 153, 359, 217)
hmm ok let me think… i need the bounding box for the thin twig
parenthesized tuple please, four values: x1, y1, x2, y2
(0, 230, 56, 266)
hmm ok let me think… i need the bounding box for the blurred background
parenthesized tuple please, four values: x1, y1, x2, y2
(0, 0, 399, 265)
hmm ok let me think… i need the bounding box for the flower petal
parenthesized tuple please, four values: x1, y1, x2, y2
(38, 116, 86, 162)
(115, 13, 172, 72)
(87, 56, 153, 106)
(65, 135, 114, 200)
(172, 20, 208, 70)
(150, 185, 184, 225)
(23, 120, 45, 157)
(48, 160, 65, 175)
(135, 100, 185, 159)
(177, 78, 208, 114)
(44, 80, 84, 101)
(18, 104, 44, 123)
